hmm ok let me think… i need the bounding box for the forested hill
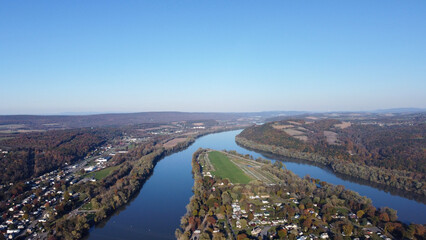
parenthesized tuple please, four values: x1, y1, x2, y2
(236, 117, 426, 195)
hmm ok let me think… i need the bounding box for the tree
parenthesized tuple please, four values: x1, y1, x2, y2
(278, 229, 287, 239)
(95, 208, 106, 222)
(180, 217, 188, 226)
(248, 212, 254, 221)
(236, 233, 248, 240)
(342, 224, 353, 236)
(273, 161, 284, 169)
(212, 232, 226, 240)
(64, 191, 70, 202)
(356, 210, 365, 219)
(221, 192, 231, 205)
(404, 224, 416, 239)
(240, 219, 247, 229)
(384, 207, 398, 222)
(366, 205, 376, 217)
(302, 217, 312, 230)
(199, 232, 211, 240)
(175, 229, 183, 239)
(379, 212, 390, 222)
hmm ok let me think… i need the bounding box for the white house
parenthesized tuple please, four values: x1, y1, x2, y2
(95, 158, 108, 163)
(84, 166, 96, 172)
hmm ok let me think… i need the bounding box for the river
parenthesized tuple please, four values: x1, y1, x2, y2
(88, 130, 426, 239)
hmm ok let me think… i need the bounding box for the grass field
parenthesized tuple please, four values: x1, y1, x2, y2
(208, 151, 252, 184)
(85, 165, 120, 180)
(81, 202, 93, 210)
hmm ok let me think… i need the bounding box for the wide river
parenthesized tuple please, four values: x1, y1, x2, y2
(88, 130, 426, 239)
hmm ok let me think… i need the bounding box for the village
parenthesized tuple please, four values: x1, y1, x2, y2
(0, 137, 135, 239)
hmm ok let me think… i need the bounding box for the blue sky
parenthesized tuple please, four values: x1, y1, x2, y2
(1, 1, 425, 114)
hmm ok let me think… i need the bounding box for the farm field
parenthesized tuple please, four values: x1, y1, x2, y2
(207, 151, 252, 184)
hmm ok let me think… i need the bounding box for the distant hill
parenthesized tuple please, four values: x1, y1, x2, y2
(0, 111, 305, 130)
(0, 112, 237, 129)
(372, 108, 426, 113)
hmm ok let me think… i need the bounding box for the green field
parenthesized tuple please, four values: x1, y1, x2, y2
(85, 165, 120, 180)
(208, 151, 252, 184)
(80, 202, 93, 210)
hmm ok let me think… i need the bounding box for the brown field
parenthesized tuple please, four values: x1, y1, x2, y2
(137, 125, 177, 132)
(192, 123, 204, 126)
(334, 121, 352, 129)
(283, 128, 305, 136)
(287, 121, 302, 125)
(294, 135, 308, 142)
(0, 129, 45, 134)
(305, 116, 319, 120)
(163, 137, 188, 148)
(42, 123, 60, 126)
(297, 127, 308, 131)
(182, 132, 198, 136)
(272, 124, 294, 130)
(324, 131, 339, 145)
(0, 124, 26, 129)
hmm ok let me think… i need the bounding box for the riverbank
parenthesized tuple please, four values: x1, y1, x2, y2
(235, 136, 426, 197)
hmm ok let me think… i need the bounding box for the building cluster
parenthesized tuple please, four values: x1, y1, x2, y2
(226, 191, 391, 240)
(0, 169, 81, 239)
(0, 142, 126, 239)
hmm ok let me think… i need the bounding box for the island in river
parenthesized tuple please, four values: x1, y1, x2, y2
(177, 149, 425, 240)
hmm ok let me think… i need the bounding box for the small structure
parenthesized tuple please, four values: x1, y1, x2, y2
(95, 157, 108, 163)
(251, 227, 262, 235)
(84, 166, 96, 172)
(320, 233, 329, 239)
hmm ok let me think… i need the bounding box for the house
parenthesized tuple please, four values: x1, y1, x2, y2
(320, 233, 329, 239)
(285, 224, 297, 230)
(84, 166, 96, 172)
(95, 157, 108, 163)
(251, 227, 262, 235)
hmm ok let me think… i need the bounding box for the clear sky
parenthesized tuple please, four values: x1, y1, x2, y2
(1, 1, 425, 114)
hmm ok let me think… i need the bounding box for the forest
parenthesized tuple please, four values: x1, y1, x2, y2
(236, 117, 426, 196)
